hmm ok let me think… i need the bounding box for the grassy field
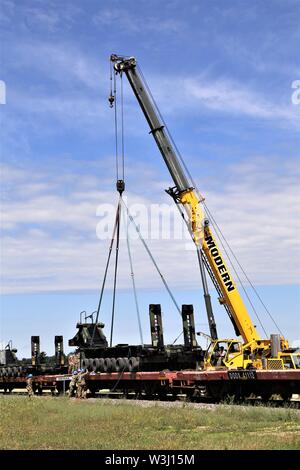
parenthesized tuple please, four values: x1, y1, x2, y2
(0, 396, 300, 450)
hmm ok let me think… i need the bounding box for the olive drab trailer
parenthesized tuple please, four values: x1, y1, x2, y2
(68, 305, 204, 373)
(0, 336, 68, 381)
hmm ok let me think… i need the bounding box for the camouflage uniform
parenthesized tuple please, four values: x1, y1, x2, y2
(68, 353, 80, 374)
(76, 371, 88, 399)
(68, 374, 78, 398)
(26, 377, 34, 397)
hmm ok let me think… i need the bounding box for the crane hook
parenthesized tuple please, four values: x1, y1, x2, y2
(108, 93, 115, 108)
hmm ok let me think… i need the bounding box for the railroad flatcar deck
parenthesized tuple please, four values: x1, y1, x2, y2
(1, 369, 299, 402)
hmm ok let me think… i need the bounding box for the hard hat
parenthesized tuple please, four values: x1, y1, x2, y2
(73, 370, 78, 375)
(28, 374, 33, 378)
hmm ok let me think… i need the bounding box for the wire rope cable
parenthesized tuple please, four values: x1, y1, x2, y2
(121, 198, 182, 317)
(120, 72, 125, 181)
(124, 204, 144, 346)
(91, 204, 121, 345)
(138, 64, 279, 338)
(113, 71, 119, 180)
(109, 200, 121, 347)
(204, 202, 283, 336)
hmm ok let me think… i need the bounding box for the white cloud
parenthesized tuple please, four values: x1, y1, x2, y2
(10, 41, 102, 91)
(1, 155, 299, 295)
(0, 0, 15, 25)
(1, 0, 82, 32)
(92, 7, 184, 34)
(9, 92, 106, 130)
(4, 37, 299, 137)
(148, 75, 300, 127)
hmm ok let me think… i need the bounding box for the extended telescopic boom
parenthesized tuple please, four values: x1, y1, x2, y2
(111, 54, 260, 345)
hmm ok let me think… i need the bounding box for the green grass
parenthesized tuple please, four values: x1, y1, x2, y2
(0, 396, 300, 450)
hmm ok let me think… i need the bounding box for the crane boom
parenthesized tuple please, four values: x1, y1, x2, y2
(111, 55, 260, 345)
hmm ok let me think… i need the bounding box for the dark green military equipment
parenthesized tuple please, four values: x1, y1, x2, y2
(68, 304, 204, 373)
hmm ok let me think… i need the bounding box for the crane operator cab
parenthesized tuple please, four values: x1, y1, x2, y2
(205, 340, 246, 369)
(280, 352, 300, 369)
(205, 339, 300, 370)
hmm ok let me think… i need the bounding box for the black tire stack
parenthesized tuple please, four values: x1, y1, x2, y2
(82, 357, 140, 373)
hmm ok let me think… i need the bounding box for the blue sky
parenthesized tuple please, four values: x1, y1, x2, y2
(0, 0, 299, 357)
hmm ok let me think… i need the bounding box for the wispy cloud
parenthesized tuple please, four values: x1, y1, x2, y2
(2, 30, 298, 140)
(7, 41, 103, 91)
(1, 155, 299, 295)
(0, 0, 14, 25)
(0, 0, 82, 32)
(148, 75, 300, 128)
(92, 7, 185, 34)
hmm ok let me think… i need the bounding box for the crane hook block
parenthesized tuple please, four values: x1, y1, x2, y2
(108, 94, 115, 108)
(117, 179, 125, 194)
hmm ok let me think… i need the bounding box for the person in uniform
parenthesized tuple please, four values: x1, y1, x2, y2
(76, 369, 88, 399)
(68, 370, 78, 398)
(26, 374, 34, 397)
(216, 346, 227, 366)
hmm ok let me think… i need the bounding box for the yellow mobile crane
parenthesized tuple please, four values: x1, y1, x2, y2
(110, 55, 300, 371)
